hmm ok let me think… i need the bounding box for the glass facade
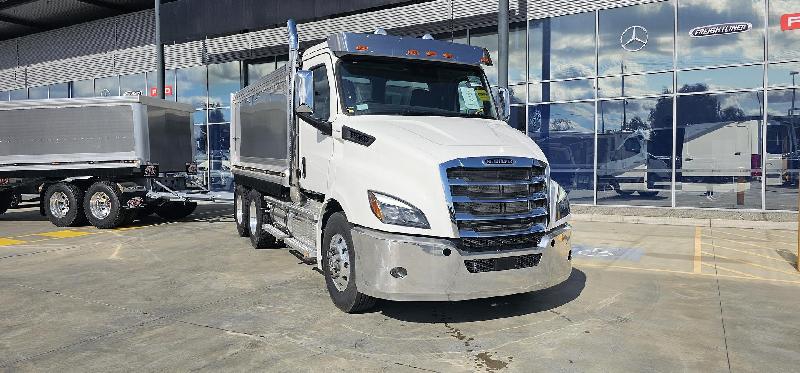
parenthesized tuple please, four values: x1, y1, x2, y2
(509, 0, 800, 211)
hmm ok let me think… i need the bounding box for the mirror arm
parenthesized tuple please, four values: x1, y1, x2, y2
(297, 112, 332, 136)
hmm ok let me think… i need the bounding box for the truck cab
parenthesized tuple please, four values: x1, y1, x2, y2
(231, 23, 572, 313)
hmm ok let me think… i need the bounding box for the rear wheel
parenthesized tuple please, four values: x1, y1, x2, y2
(43, 183, 86, 227)
(247, 190, 278, 249)
(155, 202, 197, 221)
(234, 186, 250, 237)
(84, 181, 128, 229)
(322, 212, 376, 313)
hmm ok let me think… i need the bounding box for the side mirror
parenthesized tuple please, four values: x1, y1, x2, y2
(295, 70, 314, 114)
(494, 87, 511, 122)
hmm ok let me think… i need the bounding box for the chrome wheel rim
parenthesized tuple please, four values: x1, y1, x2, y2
(48, 191, 70, 218)
(249, 199, 258, 235)
(236, 193, 244, 225)
(327, 233, 351, 292)
(89, 192, 112, 220)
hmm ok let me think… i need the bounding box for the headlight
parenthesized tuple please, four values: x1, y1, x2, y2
(368, 191, 430, 229)
(550, 181, 570, 225)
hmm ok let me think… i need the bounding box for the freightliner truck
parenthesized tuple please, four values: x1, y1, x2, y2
(231, 21, 573, 313)
(0, 96, 209, 228)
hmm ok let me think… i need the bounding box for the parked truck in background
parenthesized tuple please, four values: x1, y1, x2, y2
(230, 21, 573, 313)
(0, 96, 211, 228)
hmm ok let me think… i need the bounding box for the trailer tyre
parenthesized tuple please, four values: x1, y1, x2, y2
(247, 190, 278, 249)
(84, 181, 128, 229)
(0, 190, 12, 215)
(322, 212, 376, 313)
(44, 183, 87, 227)
(234, 186, 250, 237)
(155, 202, 197, 221)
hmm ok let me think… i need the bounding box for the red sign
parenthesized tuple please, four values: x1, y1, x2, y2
(781, 13, 800, 31)
(149, 85, 174, 97)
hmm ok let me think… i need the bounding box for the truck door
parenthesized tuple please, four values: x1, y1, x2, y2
(298, 56, 336, 194)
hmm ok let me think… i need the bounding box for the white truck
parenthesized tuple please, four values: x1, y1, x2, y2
(230, 21, 573, 312)
(0, 96, 210, 228)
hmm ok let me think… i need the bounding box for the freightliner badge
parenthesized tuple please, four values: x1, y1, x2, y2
(690, 22, 752, 38)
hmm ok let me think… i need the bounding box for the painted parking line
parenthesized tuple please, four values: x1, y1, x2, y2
(578, 262, 800, 286)
(702, 251, 798, 276)
(702, 262, 761, 279)
(703, 241, 789, 263)
(0, 238, 26, 246)
(694, 227, 702, 274)
(35, 230, 93, 239)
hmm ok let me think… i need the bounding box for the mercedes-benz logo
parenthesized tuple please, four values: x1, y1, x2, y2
(620, 25, 649, 52)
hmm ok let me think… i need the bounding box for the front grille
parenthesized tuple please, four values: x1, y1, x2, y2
(460, 233, 543, 250)
(444, 160, 549, 253)
(464, 253, 543, 273)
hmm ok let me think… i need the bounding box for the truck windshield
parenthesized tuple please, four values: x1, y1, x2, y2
(337, 57, 497, 119)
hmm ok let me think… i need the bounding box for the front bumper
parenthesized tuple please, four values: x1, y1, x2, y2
(351, 224, 573, 301)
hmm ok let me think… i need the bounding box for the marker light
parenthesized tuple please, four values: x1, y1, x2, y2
(426, 51, 437, 57)
(442, 52, 454, 59)
(355, 45, 369, 51)
(406, 49, 420, 56)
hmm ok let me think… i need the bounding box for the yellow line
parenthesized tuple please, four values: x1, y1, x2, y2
(701, 251, 799, 276)
(703, 241, 788, 263)
(576, 263, 800, 285)
(702, 262, 761, 279)
(694, 227, 702, 274)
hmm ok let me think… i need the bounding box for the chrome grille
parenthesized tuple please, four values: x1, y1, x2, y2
(443, 158, 548, 253)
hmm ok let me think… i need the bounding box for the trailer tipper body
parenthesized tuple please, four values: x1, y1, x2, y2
(0, 96, 208, 228)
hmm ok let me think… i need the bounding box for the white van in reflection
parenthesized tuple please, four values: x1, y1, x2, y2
(597, 130, 670, 197)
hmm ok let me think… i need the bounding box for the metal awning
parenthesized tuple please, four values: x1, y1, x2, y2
(0, 0, 170, 41)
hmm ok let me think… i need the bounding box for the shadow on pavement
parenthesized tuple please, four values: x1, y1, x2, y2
(378, 268, 586, 323)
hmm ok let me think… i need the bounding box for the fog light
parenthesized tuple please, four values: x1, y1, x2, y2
(390, 267, 407, 279)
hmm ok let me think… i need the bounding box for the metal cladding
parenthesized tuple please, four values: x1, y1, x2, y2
(326, 32, 487, 66)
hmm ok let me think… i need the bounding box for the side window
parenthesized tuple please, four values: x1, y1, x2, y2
(311, 65, 330, 121)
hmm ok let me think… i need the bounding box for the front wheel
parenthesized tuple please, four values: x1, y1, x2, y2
(322, 212, 376, 313)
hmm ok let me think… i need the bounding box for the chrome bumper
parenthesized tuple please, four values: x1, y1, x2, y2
(351, 224, 573, 301)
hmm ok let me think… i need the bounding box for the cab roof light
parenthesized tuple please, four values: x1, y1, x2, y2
(407, 49, 420, 56)
(442, 52, 454, 59)
(355, 45, 369, 51)
(426, 50, 437, 57)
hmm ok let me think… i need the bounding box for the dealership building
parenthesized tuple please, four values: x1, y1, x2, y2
(1, 0, 799, 211)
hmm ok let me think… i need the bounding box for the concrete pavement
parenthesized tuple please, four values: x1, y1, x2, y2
(1, 204, 799, 372)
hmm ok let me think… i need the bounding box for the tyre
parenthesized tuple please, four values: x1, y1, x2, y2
(247, 189, 278, 249)
(84, 181, 128, 229)
(638, 191, 659, 197)
(234, 186, 250, 237)
(0, 190, 12, 215)
(155, 202, 197, 221)
(43, 183, 87, 227)
(321, 212, 376, 313)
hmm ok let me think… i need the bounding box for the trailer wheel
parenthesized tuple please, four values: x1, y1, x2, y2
(322, 212, 376, 313)
(84, 181, 128, 229)
(247, 190, 278, 249)
(155, 202, 197, 221)
(0, 190, 12, 215)
(43, 183, 87, 227)
(234, 186, 250, 237)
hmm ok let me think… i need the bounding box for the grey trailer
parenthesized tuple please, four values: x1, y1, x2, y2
(0, 96, 212, 228)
